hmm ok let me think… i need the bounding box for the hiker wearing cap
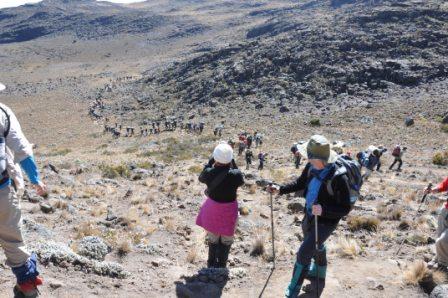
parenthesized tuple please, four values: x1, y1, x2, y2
(268, 135, 352, 297)
(389, 145, 407, 171)
(426, 177, 448, 270)
(0, 82, 47, 297)
(291, 143, 302, 169)
(196, 143, 244, 268)
(376, 146, 387, 172)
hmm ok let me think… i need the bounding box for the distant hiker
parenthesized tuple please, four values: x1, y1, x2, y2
(238, 138, 246, 156)
(245, 149, 253, 170)
(362, 146, 381, 180)
(0, 84, 48, 297)
(258, 152, 267, 170)
(291, 143, 302, 169)
(246, 135, 253, 149)
(375, 146, 387, 172)
(427, 177, 448, 270)
(255, 132, 263, 147)
(199, 122, 205, 134)
(196, 143, 244, 268)
(389, 145, 407, 171)
(268, 135, 355, 298)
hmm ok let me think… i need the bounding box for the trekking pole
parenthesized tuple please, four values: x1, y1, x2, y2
(396, 183, 433, 255)
(270, 191, 276, 269)
(258, 185, 277, 298)
(315, 212, 319, 298)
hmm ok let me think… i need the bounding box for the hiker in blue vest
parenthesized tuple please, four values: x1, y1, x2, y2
(268, 135, 352, 297)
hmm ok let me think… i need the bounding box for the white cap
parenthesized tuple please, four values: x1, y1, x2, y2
(0, 83, 5, 92)
(213, 143, 233, 164)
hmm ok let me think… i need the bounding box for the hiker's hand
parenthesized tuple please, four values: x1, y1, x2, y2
(312, 204, 323, 216)
(34, 181, 48, 197)
(267, 184, 280, 194)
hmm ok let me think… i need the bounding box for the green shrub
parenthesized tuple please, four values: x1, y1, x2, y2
(100, 164, 131, 179)
(441, 124, 448, 134)
(433, 151, 448, 166)
(310, 119, 321, 126)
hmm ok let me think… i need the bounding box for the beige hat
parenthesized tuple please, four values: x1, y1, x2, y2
(297, 135, 338, 164)
(0, 82, 5, 92)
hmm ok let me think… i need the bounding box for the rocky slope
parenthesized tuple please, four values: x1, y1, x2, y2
(109, 0, 448, 118)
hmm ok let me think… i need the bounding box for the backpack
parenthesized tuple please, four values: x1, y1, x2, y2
(328, 155, 363, 209)
(357, 151, 369, 168)
(392, 146, 401, 157)
(308, 155, 363, 210)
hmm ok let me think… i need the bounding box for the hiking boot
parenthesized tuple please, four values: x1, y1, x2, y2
(14, 277, 43, 298)
(216, 243, 231, 268)
(207, 243, 219, 268)
(302, 278, 325, 297)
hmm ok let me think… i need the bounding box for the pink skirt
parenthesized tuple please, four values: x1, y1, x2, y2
(196, 197, 238, 237)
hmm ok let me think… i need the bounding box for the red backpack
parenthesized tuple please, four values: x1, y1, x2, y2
(392, 146, 401, 157)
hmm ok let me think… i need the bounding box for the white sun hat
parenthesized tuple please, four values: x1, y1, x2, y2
(213, 143, 234, 164)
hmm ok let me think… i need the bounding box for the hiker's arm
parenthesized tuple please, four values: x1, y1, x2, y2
(279, 163, 310, 195)
(321, 177, 351, 219)
(4, 108, 40, 185)
(198, 161, 213, 183)
(434, 178, 448, 193)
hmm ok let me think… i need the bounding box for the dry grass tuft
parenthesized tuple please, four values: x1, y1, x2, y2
(117, 240, 132, 257)
(250, 236, 265, 257)
(377, 203, 403, 220)
(404, 260, 428, 285)
(332, 237, 362, 258)
(347, 216, 380, 232)
(75, 221, 101, 239)
(186, 246, 199, 264)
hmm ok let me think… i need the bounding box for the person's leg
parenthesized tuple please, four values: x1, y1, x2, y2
(389, 158, 397, 170)
(436, 230, 448, 268)
(0, 186, 41, 296)
(206, 232, 220, 268)
(397, 158, 403, 170)
(216, 235, 234, 268)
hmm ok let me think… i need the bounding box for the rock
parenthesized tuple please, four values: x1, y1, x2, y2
(49, 280, 64, 289)
(287, 202, 304, 213)
(77, 236, 111, 261)
(239, 206, 250, 216)
(279, 106, 290, 113)
(405, 117, 414, 127)
(33, 241, 128, 278)
(40, 203, 54, 214)
(260, 212, 269, 219)
(431, 284, 448, 298)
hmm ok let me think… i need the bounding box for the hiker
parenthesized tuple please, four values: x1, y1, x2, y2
(196, 143, 244, 268)
(0, 83, 48, 297)
(258, 152, 267, 170)
(291, 143, 302, 169)
(389, 145, 407, 171)
(376, 146, 387, 172)
(427, 177, 448, 270)
(255, 132, 263, 147)
(238, 136, 246, 156)
(362, 147, 381, 180)
(246, 135, 253, 149)
(245, 149, 253, 170)
(268, 135, 354, 297)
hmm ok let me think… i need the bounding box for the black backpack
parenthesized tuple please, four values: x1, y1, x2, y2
(307, 155, 363, 209)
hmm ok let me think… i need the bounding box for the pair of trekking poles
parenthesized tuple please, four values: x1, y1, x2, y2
(259, 186, 321, 298)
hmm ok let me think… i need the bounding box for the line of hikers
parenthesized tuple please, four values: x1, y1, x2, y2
(196, 133, 446, 298)
(103, 120, 208, 138)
